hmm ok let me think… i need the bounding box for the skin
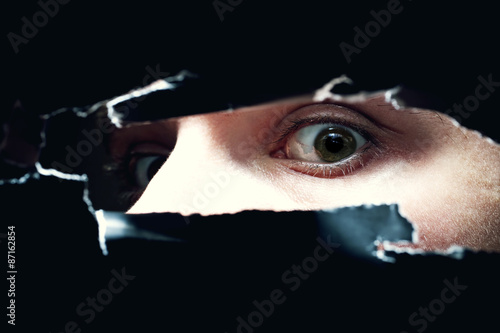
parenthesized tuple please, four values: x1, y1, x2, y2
(110, 94, 500, 253)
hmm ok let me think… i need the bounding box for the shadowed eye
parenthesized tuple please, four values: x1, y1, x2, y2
(269, 103, 382, 178)
(286, 124, 367, 163)
(132, 155, 168, 188)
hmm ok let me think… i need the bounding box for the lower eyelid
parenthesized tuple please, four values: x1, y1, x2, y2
(273, 144, 380, 179)
(267, 104, 390, 178)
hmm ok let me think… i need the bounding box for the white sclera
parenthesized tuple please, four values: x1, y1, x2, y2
(287, 124, 367, 163)
(135, 156, 167, 188)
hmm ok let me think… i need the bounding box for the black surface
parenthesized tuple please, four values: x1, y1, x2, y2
(3, 0, 499, 140)
(1, 175, 499, 332)
(2, 1, 499, 332)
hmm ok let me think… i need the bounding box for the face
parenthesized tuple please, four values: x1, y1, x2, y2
(106, 93, 500, 254)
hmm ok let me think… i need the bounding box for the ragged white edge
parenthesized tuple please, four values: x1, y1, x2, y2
(483, 133, 500, 146)
(313, 75, 353, 102)
(36, 163, 107, 255)
(105, 70, 196, 128)
(392, 203, 420, 244)
(40, 106, 75, 119)
(380, 241, 466, 260)
(40, 101, 107, 120)
(325, 204, 468, 261)
(466, 128, 500, 147)
(0, 171, 37, 185)
(384, 86, 403, 110)
(96, 210, 185, 251)
(373, 239, 396, 263)
(74, 101, 108, 118)
(313, 75, 401, 105)
(377, 205, 468, 260)
(459, 124, 500, 147)
(95, 210, 109, 256)
(105, 79, 175, 128)
(35, 162, 87, 181)
(80, 179, 109, 256)
(320, 204, 420, 262)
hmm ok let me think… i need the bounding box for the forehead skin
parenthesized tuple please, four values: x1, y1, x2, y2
(126, 95, 500, 253)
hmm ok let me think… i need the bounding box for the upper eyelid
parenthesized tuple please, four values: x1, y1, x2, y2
(328, 100, 408, 135)
(109, 120, 178, 158)
(272, 114, 349, 144)
(271, 104, 379, 146)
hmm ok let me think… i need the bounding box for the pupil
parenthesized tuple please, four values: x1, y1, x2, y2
(324, 135, 344, 153)
(147, 156, 167, 180)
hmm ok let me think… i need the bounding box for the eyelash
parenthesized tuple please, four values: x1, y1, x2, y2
(113, 107, 381, 191)
(272, 113, 382, 178)
(290, 145, 379, 178)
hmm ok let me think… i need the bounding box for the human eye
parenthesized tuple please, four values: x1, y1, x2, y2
(287, 123, 367, 163)
(114, 142, 171, 202)
(270, 103, 384, 178)
(127, 153, 169, 188)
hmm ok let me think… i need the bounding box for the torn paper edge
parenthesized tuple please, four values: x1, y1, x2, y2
(95, 209, 185, 255)
(0, 171, 35, 186)
(10, 73, 492, 258)
(375, 240, 467, 263)
(313, 75, 402, 109)
(321, 203, 470, 263)
(105, 70, 197, 128)
(36, 163, 110, 255)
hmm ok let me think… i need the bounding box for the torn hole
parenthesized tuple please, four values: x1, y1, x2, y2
(5, 74, 497, 259)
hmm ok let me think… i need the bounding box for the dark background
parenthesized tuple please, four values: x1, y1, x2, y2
(2, 0, 499, 332)
(3, 0, 500, 140)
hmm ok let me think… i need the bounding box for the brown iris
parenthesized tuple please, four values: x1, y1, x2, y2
(313, 127, 357, 162)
